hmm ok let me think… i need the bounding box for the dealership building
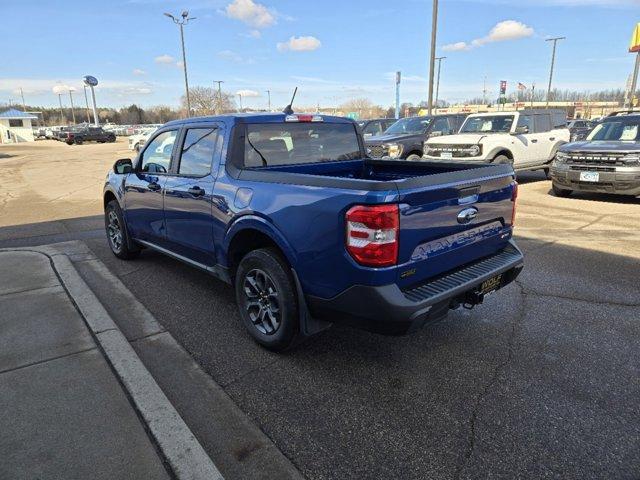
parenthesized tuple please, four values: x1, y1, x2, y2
(0, 108, 38, 143)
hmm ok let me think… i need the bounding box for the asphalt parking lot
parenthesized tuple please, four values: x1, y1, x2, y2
(1, 140, 639, 479)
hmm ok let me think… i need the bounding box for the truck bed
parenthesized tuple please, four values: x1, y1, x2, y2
(238, 158, 513, 190)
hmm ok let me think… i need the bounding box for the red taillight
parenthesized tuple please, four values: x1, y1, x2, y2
(510, 181, 518, 227)
(346, 204, 399, 267)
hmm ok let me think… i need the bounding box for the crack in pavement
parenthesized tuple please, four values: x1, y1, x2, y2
(453, 282, 527, 480)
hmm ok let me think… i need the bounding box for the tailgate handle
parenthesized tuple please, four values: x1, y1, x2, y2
(458, 186, 480, 205)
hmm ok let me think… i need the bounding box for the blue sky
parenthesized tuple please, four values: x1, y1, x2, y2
(2, 0, 639, 109)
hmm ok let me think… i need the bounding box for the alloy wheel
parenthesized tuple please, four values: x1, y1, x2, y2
(107, 210, 123, 253)
(243, 268, 281, 335)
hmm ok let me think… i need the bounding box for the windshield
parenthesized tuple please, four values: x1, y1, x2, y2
(460, 115, 515, 133)
(244, 122, 361, 167)
(384, 117, 432, 135)
(587, 119, 640, 141)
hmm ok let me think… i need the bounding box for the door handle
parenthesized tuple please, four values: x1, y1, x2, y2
(188, 186, 205, 197)
(148, 182, 161, 191)
(549, 137, 556, 141)
(531, 139, 538, 143)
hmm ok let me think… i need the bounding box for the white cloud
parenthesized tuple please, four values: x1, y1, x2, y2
(277, 36, 321, 52)
(236, 89, 260, 97)
(247, 29, 261, 38)
(217, 50, 255, 64)
(291, 75, 337, 84)
(154, 54, 176, 64)
(132, 68, 146, 76)
(225, 0, 275, 28)
(52, 84, 71, 94)
(442, 20, 534, 52)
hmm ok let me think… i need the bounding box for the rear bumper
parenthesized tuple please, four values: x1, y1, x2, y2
(306, 240, 524, 335)
(551, 165, 640, 195)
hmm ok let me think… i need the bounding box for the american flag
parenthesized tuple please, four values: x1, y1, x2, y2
(517, 82, 527, 91)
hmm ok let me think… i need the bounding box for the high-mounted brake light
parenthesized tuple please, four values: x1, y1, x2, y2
(346, 204, 399, 267)
(510, 181, 518, 227)
(285, 114, 323, 123)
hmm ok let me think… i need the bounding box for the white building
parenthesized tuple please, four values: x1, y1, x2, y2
(0, 108, 37, 143)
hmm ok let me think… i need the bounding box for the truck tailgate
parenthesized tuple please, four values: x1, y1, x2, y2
(395, 171, 516, 290)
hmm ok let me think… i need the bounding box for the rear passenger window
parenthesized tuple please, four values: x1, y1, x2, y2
(534, 114, 552, 133)
(178, 128, 218, 176)
(140, 130, 177, 173)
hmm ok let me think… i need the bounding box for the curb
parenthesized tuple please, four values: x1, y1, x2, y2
(3, 247, 224, 480)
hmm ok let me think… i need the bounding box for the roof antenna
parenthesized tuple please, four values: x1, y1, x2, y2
(282, 87, 298, 115)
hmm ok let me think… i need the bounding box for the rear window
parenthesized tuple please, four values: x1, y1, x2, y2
(244, 123, 361, 167)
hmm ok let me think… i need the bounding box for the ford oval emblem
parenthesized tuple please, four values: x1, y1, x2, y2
(457, 207, 478, 224)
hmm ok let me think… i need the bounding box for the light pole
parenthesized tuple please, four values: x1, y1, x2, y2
(434, 56, 446, 109)
(213, 80, 224, 114)
(164, 11, 196, 117)
(395, 71, 401, 119)
(58, 94, 65, 123)
(266, 90, 271, 111)
(427, 0, 439, 115)
(83, 85, 91, 122)
(68, 88, 76, 124)
(238, 93, 243, 111)
(545, 36, 565, 108)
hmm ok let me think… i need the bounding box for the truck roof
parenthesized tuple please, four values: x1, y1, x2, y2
(164, 112, 355, 127)
(467, 109, 565, 117)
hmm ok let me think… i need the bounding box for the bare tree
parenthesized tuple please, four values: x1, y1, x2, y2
(338, 98, 386, 119)
(181, 86, 237, 115)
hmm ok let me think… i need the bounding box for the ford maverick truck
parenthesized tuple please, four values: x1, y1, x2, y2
(104, 113, 523, 350)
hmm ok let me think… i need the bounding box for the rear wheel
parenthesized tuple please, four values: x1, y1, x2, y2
(235, 248, 299, 351)
(493, 154, 512, 165)
(105, 200, 140, 259)
(552, 182, 572, 197)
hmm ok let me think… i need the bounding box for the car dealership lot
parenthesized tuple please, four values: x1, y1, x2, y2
(1, 141, 639, 479)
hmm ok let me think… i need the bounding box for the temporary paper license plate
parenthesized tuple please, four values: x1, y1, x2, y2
(440, 151, 453, 159)
(579, 171, 599, 182)
(480, 274, 502, 295)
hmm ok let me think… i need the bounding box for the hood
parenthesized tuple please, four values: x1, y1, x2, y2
(561, 140, 640, 153)
(426, 133, 491, 145)
(365, 133, 424, 144)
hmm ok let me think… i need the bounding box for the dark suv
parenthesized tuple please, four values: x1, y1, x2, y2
(365, 114, 467, 160)
(357, 118, 397, 138)
(551, 113, 640, 197)
(66, 126, 116, 145)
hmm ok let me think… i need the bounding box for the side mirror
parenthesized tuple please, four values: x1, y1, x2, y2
(114, 158, 133, 174)
(512, 126, 529, 135)
(430, 131, 443, 137)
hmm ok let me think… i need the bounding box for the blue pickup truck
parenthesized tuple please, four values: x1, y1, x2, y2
(104, 112, 523, 350)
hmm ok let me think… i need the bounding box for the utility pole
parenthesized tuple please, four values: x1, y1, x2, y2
(68, 88, 76, 124)
(238, 93, 243, 111)
(482, 75, 487, 106)
(434, 56, 446, 109)
(427, 0, 439, 115)
(395, 71, 401, 119)
(545, 36, 565, 108)
(266, 90, 271, 111)
(165, 11, 196, 117)
(531, 82, 535, 108)
(83, 85, 91, 122)
(19, 87, 26, 112)
(213, 80, 224, 114)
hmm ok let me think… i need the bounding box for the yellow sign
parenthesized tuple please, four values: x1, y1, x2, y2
(630, 23, 640, 52)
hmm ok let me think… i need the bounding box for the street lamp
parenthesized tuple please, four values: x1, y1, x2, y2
(545, 36, 565, 108)
(213, 80, 224, 114)
(434, 56, 446, 109)
(68, 87, 76, 124)
(427, 0, 439, 115)
(164, 11, 196, 117)
(266, 90, 271, 111)
(238, 93, 243, 111)
(52, 85, 66, 124)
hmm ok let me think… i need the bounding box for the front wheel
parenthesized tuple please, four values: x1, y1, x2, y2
(235, 248, 299, 351)
(75, 138, 83, 145)
(405, 154, 422, 161)
(105, 200, 140, 259)
(552, 182, 572, 197)
(492, 154, 512, 165)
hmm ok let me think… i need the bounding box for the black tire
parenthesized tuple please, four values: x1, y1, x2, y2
(405, 153, 422, 161)
(235, 248, 299, 351)
(108, 135, 116, 143)
(552, 182, 572, 197)
(493, 154, 512, 164)
(75, 138, 83, 145)
(105, 200, 140, 260)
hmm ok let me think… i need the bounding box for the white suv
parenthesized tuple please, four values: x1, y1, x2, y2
(423, 109, 570, 175)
